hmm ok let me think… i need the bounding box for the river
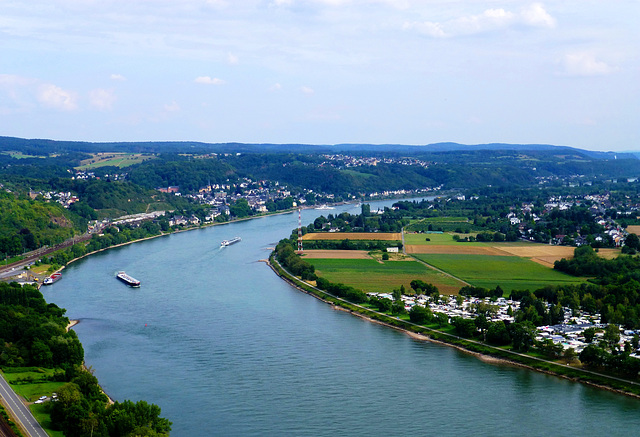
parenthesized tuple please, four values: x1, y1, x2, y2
(45, 199, 640, 436)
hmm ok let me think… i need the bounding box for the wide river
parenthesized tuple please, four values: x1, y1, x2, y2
(46, 199, 640, 436)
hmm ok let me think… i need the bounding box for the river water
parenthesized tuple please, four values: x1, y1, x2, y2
(45, 199, 640, 436)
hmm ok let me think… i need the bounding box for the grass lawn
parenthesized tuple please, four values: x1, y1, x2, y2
(30, 403, 65, 437)
(29, 264, 53, 275)
(308, 258, 466, 294)
(2, 368, 66, 437)
(2, 368, 65, 402)
(414, 254, 585, 293)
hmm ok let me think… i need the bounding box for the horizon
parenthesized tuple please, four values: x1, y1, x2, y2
(1, 1, 638, 152)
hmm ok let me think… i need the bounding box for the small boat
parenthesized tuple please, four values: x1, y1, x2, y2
(221, 237, 241, 247)
(43, 272, 62, 285)
(315, 205, 335, 210)
(117, 271, 141, 287)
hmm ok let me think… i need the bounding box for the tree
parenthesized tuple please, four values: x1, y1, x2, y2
(409, 305, 432, 325)
(583, 327, 597, 343)
(486, 321, 511, 345)
(580, 344, 606, 367)
(625, 233, 640, 250)
(452, 317, 476, 338)
(435, 312, 449, 327)
(392, 288, 402, 302)
(474, 314, 489, 339)
(229, 198, 252, 218)
(563, 347, 578, 363)
(391, 301, 406, 315)
(603, 324, 621, 349)
(510, 321, 536, 352)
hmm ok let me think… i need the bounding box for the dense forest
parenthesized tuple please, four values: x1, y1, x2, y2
(0, 191, 78, 258)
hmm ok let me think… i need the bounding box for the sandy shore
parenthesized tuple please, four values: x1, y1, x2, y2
(66, 319, 79, 331)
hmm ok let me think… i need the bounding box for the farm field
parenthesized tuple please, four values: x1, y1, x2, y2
(76, 152, 155, 170)
(302, 232, 401, 241)
(413, 254, 586, 293)
(308, 258, 466, 294)
(404, 232, 494, 246)
(627, 225, 640, 235)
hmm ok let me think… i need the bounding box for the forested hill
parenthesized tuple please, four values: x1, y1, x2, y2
(0, 136, 636, 159)
(1, 135, 640, 199)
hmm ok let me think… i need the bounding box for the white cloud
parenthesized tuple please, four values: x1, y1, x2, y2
(0, 74, 34, 87)
(38, 84, 77, 110)
(270, 0, 294, 6)
(562, 53, 615, 76)
(194, 76, 226, 85)
(227, 53, 239, 65)
(206, 0, 228, 7)
(405, 3, 556, 38)
(89, 88, 116, 110)
(521, 3, 556, 28)
(270, 83, 283, 91)
(163, 101, 181, 112)
(301, 86, 315, 95)
(110, 74, 126, 81)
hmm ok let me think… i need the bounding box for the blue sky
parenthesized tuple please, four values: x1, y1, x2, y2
(1, 1, 638, 151)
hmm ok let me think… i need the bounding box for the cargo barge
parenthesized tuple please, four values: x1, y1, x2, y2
(116, 271, 141, 287)
(43, 272, 62, 285)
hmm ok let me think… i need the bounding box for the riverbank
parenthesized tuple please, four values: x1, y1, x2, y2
(267, 255, 640, 400)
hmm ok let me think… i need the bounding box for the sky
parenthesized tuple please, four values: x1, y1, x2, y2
(0, 1, 638, 151)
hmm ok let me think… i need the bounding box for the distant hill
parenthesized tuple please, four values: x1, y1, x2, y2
(0, 136, 635, 160)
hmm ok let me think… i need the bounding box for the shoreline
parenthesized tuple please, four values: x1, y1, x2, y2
(66, 319, 79, 331)
(56, 206, 304, 272)
(266, 257, 640, 400)
(65, 319, 115, 405)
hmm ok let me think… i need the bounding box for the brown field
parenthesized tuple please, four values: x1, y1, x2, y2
(497, 246, 576, 258)
(406, 242, 619, 266)
(301, 250, 372, 259)
(627, 226, 640, 235)
(302, 232, 402, 241)
(595, 248, 621, 259)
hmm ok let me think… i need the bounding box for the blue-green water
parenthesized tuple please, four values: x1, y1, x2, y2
(45, 200, 640, 436)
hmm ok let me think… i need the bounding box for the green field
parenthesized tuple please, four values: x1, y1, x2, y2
(414, 254, 585, 292)
(76, 153, 155, 170)
(308, 258, 466, 294)
(2, 368, 65, 401)
(2, 151, 47, 159)
(404, 232, 494, 246)
(2, 368, 66, 437)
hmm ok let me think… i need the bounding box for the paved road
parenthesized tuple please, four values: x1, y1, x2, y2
(0, 373, 48, 437)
